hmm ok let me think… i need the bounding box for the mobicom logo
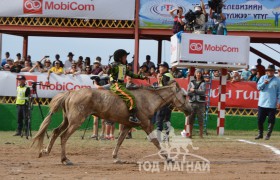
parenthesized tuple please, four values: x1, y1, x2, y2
(189, 40, 203, 54)
(16, 75, 37, 87)
(23, 0, 95, 14)
(23, 0, 43, 14)
(189, 39, 239, 54)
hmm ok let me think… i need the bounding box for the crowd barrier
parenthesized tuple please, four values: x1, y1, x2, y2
(0, 71, 279, 117)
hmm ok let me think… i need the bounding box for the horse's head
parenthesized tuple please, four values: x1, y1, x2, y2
(169, 80, 192, 116)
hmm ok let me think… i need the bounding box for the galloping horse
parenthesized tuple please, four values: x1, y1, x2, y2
(32, 81, 192, 165)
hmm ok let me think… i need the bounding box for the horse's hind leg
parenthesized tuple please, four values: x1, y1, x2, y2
(40, 115, 69, 157)
(112, 125, 131, 162)
(60, 122, 82, 165)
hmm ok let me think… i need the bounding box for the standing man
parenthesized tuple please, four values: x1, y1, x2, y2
(187, 69, 206, 138)
(142, 55, 155, 71)
(1, 52, 10, 66)
(14, 75, 30, 136)
(255, 65, 280, 140)
(64, 52, 75, 70)
(156, 62, 174, 142)
(256, 58, 266, 77)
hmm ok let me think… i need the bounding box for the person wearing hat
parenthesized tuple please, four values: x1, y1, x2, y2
(65, 62, 80, 76)
(187, 68, 206, 138)
(14, 75, 31, 136)
(10, 59, 22, 73)
(248, 66, 259, 82)
(3, 58, 13, 71)
(255, 64, 280, 140)
(64, 52, 75, 70)
(155, 62, 174, 141)
(108, 49, 147, 124)
(92, 60, 103, 76)
(47, 60, 64, 81)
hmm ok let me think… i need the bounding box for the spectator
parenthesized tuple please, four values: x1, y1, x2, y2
(91, 60, 103, 76)
(130, 55, 140, 73)
(187, 69, 206, 138)
(64, 52, 75, 70)
(142, 55, 155, 70)
(241, 65, 251, 81)
(3, 58, 13, 71)
(169, 7, 184, 34)
(171, 66, 183, 78)
(150, 66, 157, 78)
(53, 54, 64, 68)
(127, 63, 133, 72)
(212, 70, 220, 80)
(42, 59, 52, 73)
(255, 65, 280, 140)
(65, 62, 80, 76)
(29, 61, 44, 73)
(84, 65, 92, 75)
(20, 61, 32, 72)
(77, 56, 84, 72)
(84, 57, 91, 69)
(231, 71, 241, 83)
(26, 55, 32, 66)
(256, 58, 266, 77)
(15, 53, 22, 62)
(203, 69, 210, 77)
(10, 59, 22, 73)
(47, 60, 64, 81)
(138, 64, 150, 77)
(1, 52, 10, 66)
(248, 66, 258, 82)
(96, 56, 102, 63)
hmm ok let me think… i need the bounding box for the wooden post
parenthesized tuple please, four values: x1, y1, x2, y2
(23, 36, 28, 60)
(157, 40, 162, 65)
(133, 0, 140, 73)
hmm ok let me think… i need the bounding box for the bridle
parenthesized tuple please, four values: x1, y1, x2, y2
(154, 85, 186, 109)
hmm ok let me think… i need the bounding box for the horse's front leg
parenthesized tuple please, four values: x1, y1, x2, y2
(112, 125, 131, 163)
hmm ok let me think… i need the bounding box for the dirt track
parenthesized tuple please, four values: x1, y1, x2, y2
(1, 130, 280, 180)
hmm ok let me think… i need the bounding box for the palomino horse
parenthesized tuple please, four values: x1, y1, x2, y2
(32, 81, 192, 165)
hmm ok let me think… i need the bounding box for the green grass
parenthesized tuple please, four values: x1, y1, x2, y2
(227, 19, 280, 31)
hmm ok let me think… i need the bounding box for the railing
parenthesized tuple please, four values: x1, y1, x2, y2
(1, 96, 279, 117)
(0, 17, 135, 28)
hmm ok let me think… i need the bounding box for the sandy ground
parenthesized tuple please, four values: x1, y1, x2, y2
(1, 130, 280, 180)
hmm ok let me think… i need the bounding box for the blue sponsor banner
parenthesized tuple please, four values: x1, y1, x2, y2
(139, 0, 280, 31)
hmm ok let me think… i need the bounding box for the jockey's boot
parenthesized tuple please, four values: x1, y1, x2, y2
(129, 109, 140, 124)
(265, 123, 274, 140)
(255, 122, 264, 140)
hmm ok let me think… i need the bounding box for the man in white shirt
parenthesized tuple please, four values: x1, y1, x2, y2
(64, 52, 75, 70)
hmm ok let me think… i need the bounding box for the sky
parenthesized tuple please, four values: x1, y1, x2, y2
(0, 33, 279, 69)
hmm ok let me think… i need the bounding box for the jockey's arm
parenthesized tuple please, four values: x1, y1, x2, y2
(126, 70, 145, 80)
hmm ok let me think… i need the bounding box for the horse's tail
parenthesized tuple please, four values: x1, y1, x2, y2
(31, 91, 71, 150)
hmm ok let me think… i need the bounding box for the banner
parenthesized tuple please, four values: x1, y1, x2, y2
(139, 0, 280, 32)
(171, 33, 250, 65)
(0, 0, 135, 20)
(0, 72, 259, 108)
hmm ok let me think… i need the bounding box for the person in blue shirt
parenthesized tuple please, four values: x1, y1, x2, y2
(1, 52, 10, 66)
(272, 11, 280, 27)
(241, 65, 251, 81)
(255, 65, 280, 140)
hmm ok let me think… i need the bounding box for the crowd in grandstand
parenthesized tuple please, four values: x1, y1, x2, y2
(1, 52, 279, 82)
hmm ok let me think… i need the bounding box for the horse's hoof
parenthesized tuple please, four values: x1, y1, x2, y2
(113, 159, 126, 164)
(62, 159, 73, 166)
(38, 149, 48, 158)
(112, 154, 117, 159)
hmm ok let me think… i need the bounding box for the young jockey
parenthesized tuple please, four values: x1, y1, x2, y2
(109, 49, 147, 124)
